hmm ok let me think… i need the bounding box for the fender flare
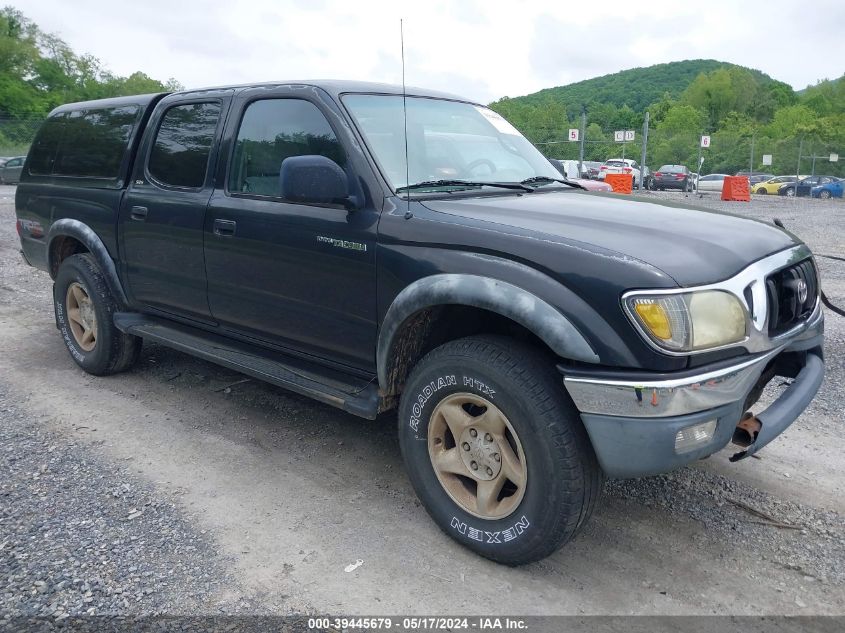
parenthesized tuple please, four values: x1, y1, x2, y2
(377, 273, 600, 390)
(47, 219, 129, 308)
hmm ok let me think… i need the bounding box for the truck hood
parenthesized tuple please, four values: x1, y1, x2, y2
(421, 190, 799, 287)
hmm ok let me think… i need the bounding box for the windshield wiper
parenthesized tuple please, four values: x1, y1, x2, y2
(520, 176, 587, 191)
(396, 179, 535, 193)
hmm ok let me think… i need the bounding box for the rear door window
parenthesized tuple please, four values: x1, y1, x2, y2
(148, 102, 222, 188)
(228, 98, 345, 198)
(53, 106, 140, 178)
(27, 114, 67, 175)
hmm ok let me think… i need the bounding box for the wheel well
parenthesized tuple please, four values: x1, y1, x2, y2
(49, 236, 89, 277)
(382, 305, 548, 404)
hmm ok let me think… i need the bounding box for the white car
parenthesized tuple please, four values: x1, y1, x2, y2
(695, 173, 730, 192)
(598, 158, 642, 187)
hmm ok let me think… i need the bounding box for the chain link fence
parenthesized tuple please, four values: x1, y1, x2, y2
(531, 119, 843, 182)
(0, 117, 44, 158)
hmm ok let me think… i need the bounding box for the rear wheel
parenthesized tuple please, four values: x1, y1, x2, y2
(398, 335, 603, 565)
(54, 254, 142, 376)
(785, 187, 796, 197)
(820, 190, 832, 199)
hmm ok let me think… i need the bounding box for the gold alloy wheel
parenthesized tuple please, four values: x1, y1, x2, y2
(428, 392, 527, 520)
(65, 282, 98, 352)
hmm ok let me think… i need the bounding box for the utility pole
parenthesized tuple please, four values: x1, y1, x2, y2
(639, 111, 649, 191)
(796, 137, 803, 183)
(696, 134, 703, 190)
(750, 130, 755, 177)
(578, 108, 586, 178)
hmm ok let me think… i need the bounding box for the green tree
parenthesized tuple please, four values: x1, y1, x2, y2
(0, 6, 182, 120)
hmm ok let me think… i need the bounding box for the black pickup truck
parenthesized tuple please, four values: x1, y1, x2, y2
(15, 81, 824, 565)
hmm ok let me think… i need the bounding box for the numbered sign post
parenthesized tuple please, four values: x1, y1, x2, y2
(696, 136, 711, 191)
(568, 128, 579, 142)
(614, 130, 635, 160)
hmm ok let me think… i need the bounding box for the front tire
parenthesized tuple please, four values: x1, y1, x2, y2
(398, 335, 602, 565)
(54, 254, 142, 376)
(820, 190, 831, 199)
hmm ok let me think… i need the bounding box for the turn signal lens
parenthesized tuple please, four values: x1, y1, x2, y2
(674, 420, 717, 454)
(634, 301, 672, 340)
(626, 290, 747, 352)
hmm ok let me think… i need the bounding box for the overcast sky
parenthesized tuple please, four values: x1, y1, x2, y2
(16, 0, 845, 104)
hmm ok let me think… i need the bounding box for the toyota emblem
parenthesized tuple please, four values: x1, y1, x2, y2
(797, 279, 808, 304)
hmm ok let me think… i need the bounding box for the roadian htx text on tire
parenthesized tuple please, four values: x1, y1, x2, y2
(398, 335, 603, 565)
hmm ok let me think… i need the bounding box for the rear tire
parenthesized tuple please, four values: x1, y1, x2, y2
(54, 253, 142, 376)
(398, 335, 603, 565)
(820, 190, 831, 199)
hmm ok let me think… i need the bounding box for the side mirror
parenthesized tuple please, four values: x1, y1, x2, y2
(279, 155, 357, 208)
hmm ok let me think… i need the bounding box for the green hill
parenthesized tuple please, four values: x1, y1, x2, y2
(497, 60, 781, 115)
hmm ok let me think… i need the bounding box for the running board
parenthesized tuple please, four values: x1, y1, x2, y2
(113, 312, 379, 419)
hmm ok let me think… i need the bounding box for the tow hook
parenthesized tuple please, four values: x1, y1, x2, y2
(732, 412, 762, 448)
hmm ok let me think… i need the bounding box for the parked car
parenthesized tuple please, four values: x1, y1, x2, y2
(652, 164, 694, 191)
(16, 81, 824, 565)
(752, 175, 804, 195)
(735, 171, 773, 184)
(549, 159, 580, 179)
(580, 160, 603, 180)
(570, 178, 613, 192)
(811, 180, 844, 199)
(779, 175, 840, 197)
(747, 173, 774, 186)
(598, 158, 642, 187)
(695, 173, 730, 192)
(549, 160, 613, 191)
(0, 156, 14, 167)
(0, 155, 25, 184)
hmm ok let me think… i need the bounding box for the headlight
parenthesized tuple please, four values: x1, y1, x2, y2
(625, 290, 747, 352)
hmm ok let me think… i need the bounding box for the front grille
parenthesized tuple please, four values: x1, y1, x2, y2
(766, 258, 818, 336)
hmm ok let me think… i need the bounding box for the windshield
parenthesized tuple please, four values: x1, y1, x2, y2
(342, 94, 561, 191)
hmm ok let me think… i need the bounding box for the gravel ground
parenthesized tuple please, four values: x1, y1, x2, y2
(1, 184, 844, 618)
(0, 387, 281, 621)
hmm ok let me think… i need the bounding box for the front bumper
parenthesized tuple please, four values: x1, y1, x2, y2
(562, 309, 825, 478)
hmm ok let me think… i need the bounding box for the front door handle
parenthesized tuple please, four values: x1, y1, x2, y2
(130, 206, 148, 221)
(213, 219, 237, 237)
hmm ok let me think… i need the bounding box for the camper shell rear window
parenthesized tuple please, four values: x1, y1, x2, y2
(27, 103, 145, 185)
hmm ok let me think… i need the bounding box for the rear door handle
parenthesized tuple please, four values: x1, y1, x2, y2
(213, 219, 237, 237)
(130, 206, 148, 221)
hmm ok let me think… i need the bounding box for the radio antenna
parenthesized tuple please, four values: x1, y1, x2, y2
(401, 19, 412, 220)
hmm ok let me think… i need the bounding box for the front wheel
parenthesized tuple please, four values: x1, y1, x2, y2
(819, 190, 832, 199)
(54, 253, 142, 376)
(398, 336, 603, 565)
(785, 187, 796, 197)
